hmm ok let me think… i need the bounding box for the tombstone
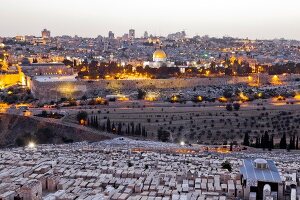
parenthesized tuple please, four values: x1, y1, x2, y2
(263, 184, 271, 200)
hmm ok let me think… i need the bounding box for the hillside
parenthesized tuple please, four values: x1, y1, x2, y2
(0, 114, 112, 148)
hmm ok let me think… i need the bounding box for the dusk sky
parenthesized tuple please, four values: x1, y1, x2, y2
(1, 0, 300, 39)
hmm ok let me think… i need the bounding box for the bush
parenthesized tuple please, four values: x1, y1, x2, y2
(221, 160, 232, 172)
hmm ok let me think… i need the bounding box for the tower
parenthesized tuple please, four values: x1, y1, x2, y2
(41, 29, 50, 39)
(108, 31, 115, 39)
(144, 31, 149, 38)
(129, 29, 135, 39)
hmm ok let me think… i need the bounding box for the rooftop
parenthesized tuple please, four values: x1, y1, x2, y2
(240, 159, 282, 184)
(34, 75, 77, 82)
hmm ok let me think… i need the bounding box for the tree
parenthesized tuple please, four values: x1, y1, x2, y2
(280, 133, 287, 149)
(76, 111, 88, 124)
(41, 110, 48, 117)
(81, 95, 88, 101)
(243, 132, 250, 146)
(117, 122, 122, 135)
(226, 104, 233, 111)
(261, 132, 269, 150)
(269, 135, 274, 151)
(157, 129, 170, 142)
(296, 137, 299, 150)
(233, 103, 240, 111)
(223, 90, 233, 98)
(221, 160, 232, 172)
(106, 118, 111, 132)
(289, 135, 295, 150)
(111, 122, 116, 133)
(137, 89, 146, 100)
(255, 136, 260, 148)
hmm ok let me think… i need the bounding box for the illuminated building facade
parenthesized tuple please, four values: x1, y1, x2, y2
(21, 63, 74, 76)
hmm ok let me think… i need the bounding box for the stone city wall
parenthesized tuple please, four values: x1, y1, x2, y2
(29, 74, 300, 102)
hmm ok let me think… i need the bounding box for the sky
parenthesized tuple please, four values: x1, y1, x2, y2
(1, 0, 300, 40)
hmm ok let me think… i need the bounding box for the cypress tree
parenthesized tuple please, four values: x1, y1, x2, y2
(117, 122, 122, 135)
(261, 134, 265, 150)
(269, 135, 274, 151)
(243, 132, 250, 146)
(127, 124, 130, 135)
(280, 133, 287, 149)
(255, 137, 260, 148)
(95, 116, 98, 128)
(112, 122, 116, 133)
(142, 127, 146, 137)
(106, 118, 111, 132)
(291, 135, 294, 150)
(131, 122, 135, 135)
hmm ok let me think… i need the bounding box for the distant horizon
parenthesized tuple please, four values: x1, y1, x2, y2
(1, 0, 300, 40)
(2, 30, 300, 41)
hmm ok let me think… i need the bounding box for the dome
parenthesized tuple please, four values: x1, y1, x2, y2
(153, 49, 167, 62)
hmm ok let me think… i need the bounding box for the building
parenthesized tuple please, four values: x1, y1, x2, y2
(108, 31, 115, 39)
(122, 34, 129, 41)
(129, 29, 135, 39)
(144, 31, 149, 38)
(15, 35, 26, 42)
(21, 63, 74, 77)
(41, 29, 51, 39)
(240, 159, 283, 200)
(0, 53, 8, 71)
(143, 49, 175, 68)
(0, 66, 25, 89)
(153, 49, 167, 62)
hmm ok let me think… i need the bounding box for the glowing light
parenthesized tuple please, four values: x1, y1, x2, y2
(197, 96, 203, 102)
(218, 96, 228, 103)
(257, 93, 263, 98)
(145, 93, 158, 101)
(239, 92, 249, 101)
(271, 75, 281, 85)
(28, 142, 36, 148)
(171, 95, 179, 102)
(180, 141, 185, 146)
(96, 97, 105, 104)
(118, 96, 129, 101)
(80, 119, 86, 125)
(7, 91, 13, 95)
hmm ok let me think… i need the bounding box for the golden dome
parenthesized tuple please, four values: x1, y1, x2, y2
(153, 49, 167, 60)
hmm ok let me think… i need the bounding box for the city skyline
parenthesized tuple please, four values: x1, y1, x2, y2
(1, 0, 300, 40)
